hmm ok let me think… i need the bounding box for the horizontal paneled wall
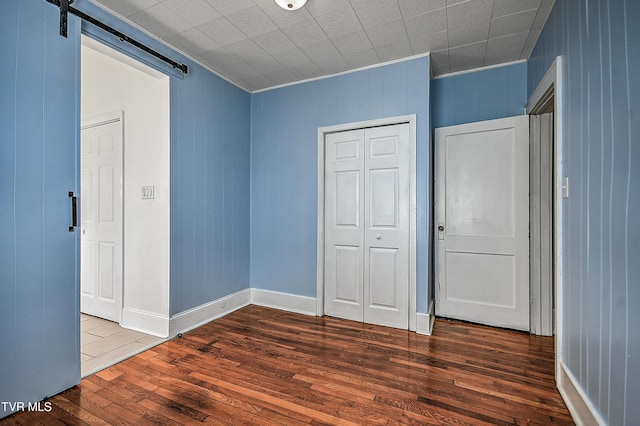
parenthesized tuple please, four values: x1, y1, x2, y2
(432, 62, 528, 129)
(528, 1, 639, 424)
(251, 57, 431, 312)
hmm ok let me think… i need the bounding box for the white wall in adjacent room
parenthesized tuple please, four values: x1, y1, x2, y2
(81, 37, 170, 336)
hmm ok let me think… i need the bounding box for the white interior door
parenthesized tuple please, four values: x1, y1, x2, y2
(81, 118, 123, 322)
(435, 116, 529, 331)
(324, 124, 410, 329)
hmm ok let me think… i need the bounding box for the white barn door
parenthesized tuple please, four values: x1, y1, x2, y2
(435, 116, 530, 331)
(324, 124, 410, 330)
(81, 117, 123, 323)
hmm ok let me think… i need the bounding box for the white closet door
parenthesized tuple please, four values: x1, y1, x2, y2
(324, 124, 410, 330)
(324, 129, 365, 322)
(363, 124, 410, 329)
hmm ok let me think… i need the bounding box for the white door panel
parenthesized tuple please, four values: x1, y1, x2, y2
(324, 130, 364, 322)
(368, 247, 399, 307)
(325, 124, 410, 330)
(363, 124, 410, 329)
(445, 252, 516, 306)
(335, 171, 360, 226)
(81, 241, 94, 297)
(445, 130, 516, 237)
(369, 169, 398, 227)
(435, 116, 529, 331)
(81, 119, 123, 323)
(334, 245, 361, 303)
(98, 242, 115, 299)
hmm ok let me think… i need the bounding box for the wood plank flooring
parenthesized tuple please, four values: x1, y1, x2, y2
(1, 305, 573, 425)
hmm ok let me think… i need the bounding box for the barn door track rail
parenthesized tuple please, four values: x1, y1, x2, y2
(44, 0, 188, 74)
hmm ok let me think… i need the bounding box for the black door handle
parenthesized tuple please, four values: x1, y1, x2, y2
(69, 191, 78, 232)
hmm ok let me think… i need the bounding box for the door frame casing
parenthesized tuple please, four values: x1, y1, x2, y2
(316, 115, 417, 331)
(80, 110, 125, 323)
(526, 57, 564, 383)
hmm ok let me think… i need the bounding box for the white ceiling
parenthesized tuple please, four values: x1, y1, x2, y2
(91, 0, 555, 92)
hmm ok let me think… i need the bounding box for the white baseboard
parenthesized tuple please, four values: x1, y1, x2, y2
(416, 300, 435, 335)
(167, 287, 432, 339)
(251, 289, 317, 316)
(121, 307, 170, 338)
(557, 361, 605, 426)
(169, 289, 251, 337)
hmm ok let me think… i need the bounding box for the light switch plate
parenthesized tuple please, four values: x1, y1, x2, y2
(142, 185, 155, 200)
(562, 177, 569, 199)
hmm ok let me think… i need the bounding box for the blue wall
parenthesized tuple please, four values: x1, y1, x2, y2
(529, 1, 639, 424)
(72, 1, 252, 316)
(250, 57, 431, 313)
(432, 62, 528, 129)
(170, 65, 251, 315)
(0, 0, 81, 417)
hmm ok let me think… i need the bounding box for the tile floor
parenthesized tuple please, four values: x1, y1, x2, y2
(80, 314, 166, 377)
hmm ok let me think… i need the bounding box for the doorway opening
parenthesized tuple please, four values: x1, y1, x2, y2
(526, 57, 564, 382)
(79, 35, 170, 376)
(529, 107, 554, 336)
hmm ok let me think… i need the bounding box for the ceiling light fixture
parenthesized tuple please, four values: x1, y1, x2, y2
(275, 0, 307, 11)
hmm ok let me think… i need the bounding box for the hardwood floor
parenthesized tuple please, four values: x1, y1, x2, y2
(1, 305, 573, 425)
